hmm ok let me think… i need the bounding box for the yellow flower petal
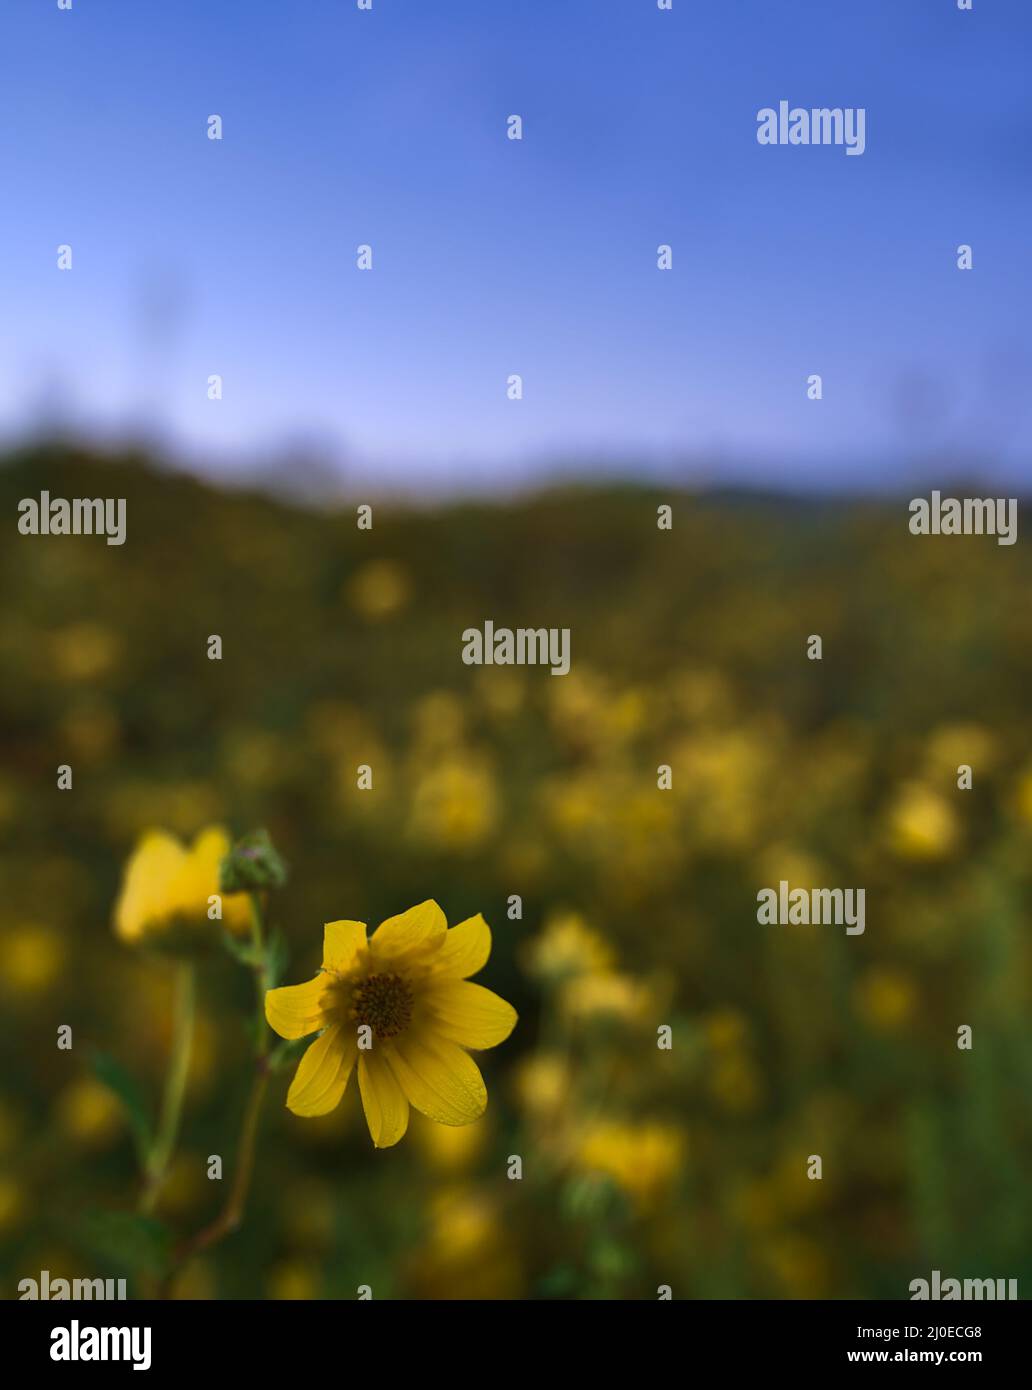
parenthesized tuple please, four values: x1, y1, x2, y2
(424, 981, 517, 1049)
(427, 913, 492, 980)
(358, 1049, 409, 1147)
(388, 1034, 487, 1126)
(114, 831, 185, 941)
(370, 900, 447, 960)
(266, 976, 331, 1040)
(175, 826, 231, 920)
(286, 1025, 356, 1117)
(322, 919, 367, 974)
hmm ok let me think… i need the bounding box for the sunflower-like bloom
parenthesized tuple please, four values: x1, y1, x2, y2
(114, 827, 250, 947)
(265, 901, 517, 1147)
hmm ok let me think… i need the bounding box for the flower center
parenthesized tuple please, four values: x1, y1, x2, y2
(350, 973, 413, 1039)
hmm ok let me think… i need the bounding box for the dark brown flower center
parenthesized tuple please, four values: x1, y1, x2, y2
(349, 973, 413, 1039)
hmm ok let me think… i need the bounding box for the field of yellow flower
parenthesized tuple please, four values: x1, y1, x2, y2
(1, 444, 1031, 1299)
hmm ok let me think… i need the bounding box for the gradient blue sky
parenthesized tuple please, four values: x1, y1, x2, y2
(2, 0, 1030, 492)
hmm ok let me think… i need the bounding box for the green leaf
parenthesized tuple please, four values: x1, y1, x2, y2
(219, 929, 260, 966)
(76, 1210, 171, 1277)
(89, 1050, 153, 1166)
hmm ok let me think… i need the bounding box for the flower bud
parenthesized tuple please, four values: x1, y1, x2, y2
(218, 829, 288, 895)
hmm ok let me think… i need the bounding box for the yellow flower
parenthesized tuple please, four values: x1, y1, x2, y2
(266, 902, 517, 1148)
(0, 1176, 25, 1234)
(50, 621, 120, 681)
(407, 1185, 522, 1299)
(886, 783, 959, 860)
(412, 1111, 489, 1172)
(576, 1119, 684, 1208)
(854, 967, 916, 1030)
(268, 1259, 320, 1301)
(522, 911, 613, 981)
(346, 559, 410, 620)
(704, 1007, 750, 1051)
(0, 923, 64, 994)
(513, 1052, 570, 1118)
(408, 755, 498, 850)
(559, 971, 654, 1024)
(113, 826, 250, 947)
(56, 1078, 124, 1147)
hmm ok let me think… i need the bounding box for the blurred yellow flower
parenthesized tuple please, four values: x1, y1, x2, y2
(347, 559, 410, 620)
(704, 1007, 750, 1051)
(424, 1186, 500, 1261)
(411, 691, 466, 750)
(0, 922, 65, 994)
(560, 970, 654, 1024)
(1012, 765, 1032, 825)
(759, 1233, 829, 1298)
(50, 622, 120, 681)
(523, 911, 614, 981)
(408, 1186, 522, 1299)
(412, 1110, 489, 1171)
(55, 1077, 124, 1147)
(267, 1259, 320, 1300)
(167, 1258, 217, 1301)
(113, 826, 250, 947)
(153, 1152, 208, 1218)
(576, 1119, 684, 1208)
(474, 667, 525, 719)
(265, 902, 517, 1148)
(708, 1056, 762, 1114)
(925, 723, 997, 780)
(408, 756, 498, 850)
(0, 1175, 25, 1234)
(854, 967, 916, 1030)
(513, 1053, 570, 1118)
(886, 783, 959, 860)
(754, 845, 825, 898)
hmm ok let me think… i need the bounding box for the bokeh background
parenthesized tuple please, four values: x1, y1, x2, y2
(2, 444, 1032, 1299)
(3, 0, 1032, 1300)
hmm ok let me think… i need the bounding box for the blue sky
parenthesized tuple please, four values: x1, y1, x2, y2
(1, 0, 1030, 492)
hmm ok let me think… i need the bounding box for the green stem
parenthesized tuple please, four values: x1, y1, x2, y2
(249, 891, 270, 1059)
(173, 1062, 270, 1267)
(140, 961, 196, 1215)
(166, 893, 273, 1280)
